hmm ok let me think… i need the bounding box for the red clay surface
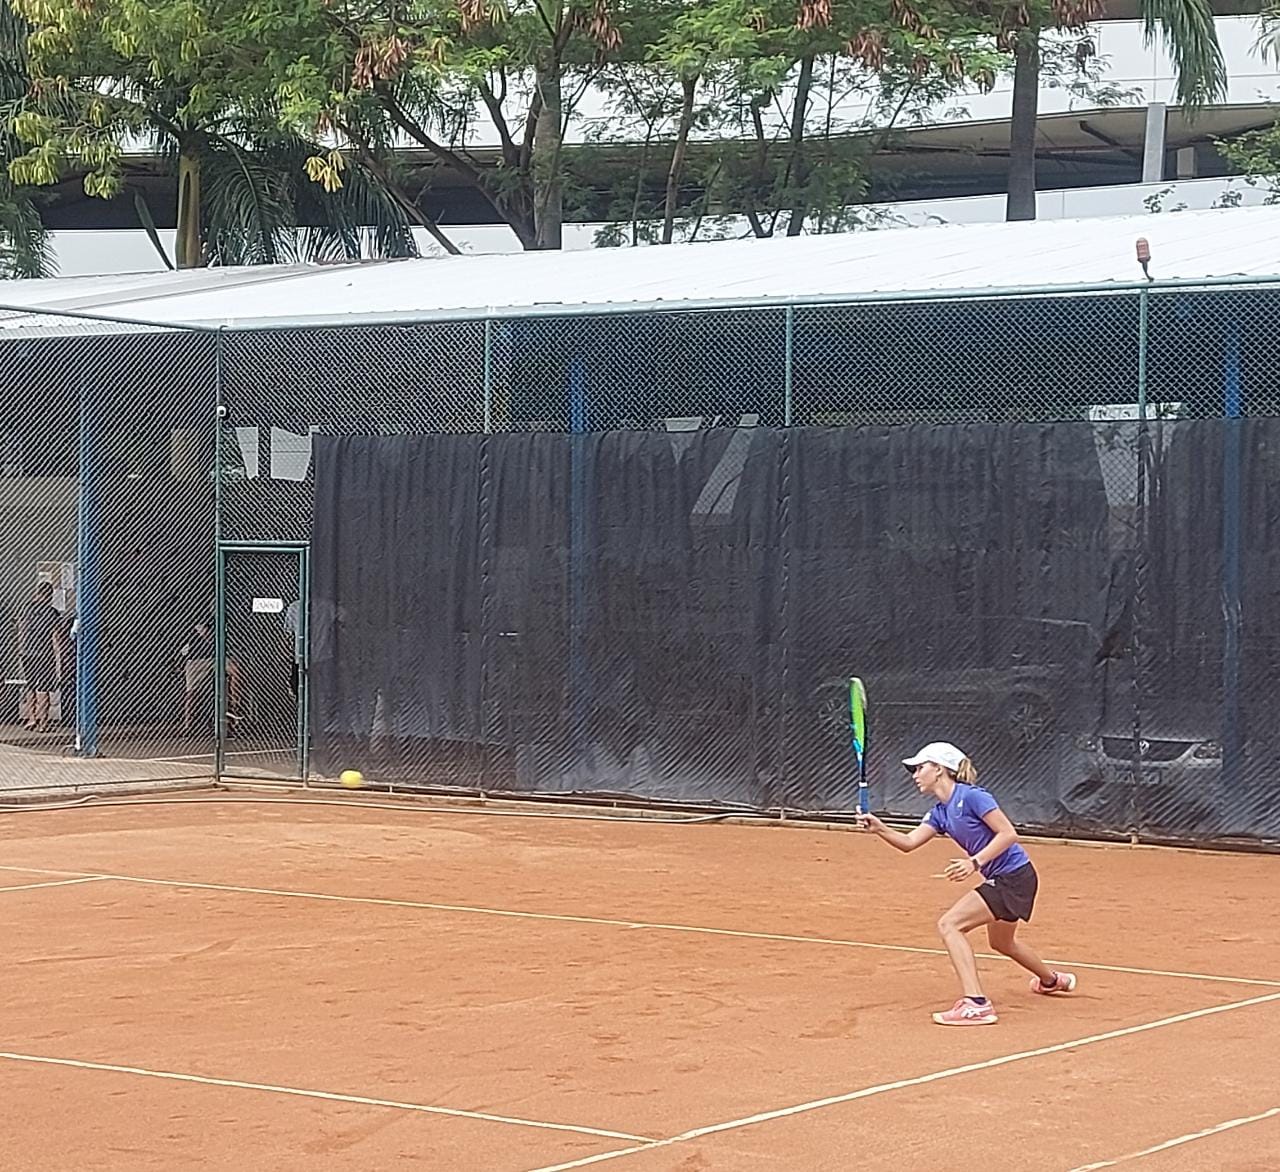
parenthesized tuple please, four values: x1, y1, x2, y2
(2, 792, 1278, 1171)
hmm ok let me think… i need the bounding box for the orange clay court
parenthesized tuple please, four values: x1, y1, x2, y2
(2, 790, 1278, 1171)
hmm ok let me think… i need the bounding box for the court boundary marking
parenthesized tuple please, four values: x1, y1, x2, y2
(522, 991, 1280, 1171)
(140, 749, 292, 767)
(0, 876, 107, 894)
(0, 1051, 655, 1144)
(1066, 1105, 1280, 1170)
(0, 863, 1275, 991)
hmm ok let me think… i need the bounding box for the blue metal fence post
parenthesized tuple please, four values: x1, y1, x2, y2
(1222, 319, 1243, 801)
(74, 381, 99, 757)
(568, 357, 589, 769)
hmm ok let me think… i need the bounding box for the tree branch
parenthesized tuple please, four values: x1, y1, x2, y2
(631, 122, 654, 246)
(376, 85, 487, 189)
(687, 159, 723, 244)
(872, 80, 916, 154)
(745, 100, 771, 237)
(784, 54, 815, 236)
(553, 12, 575, 57)
(663, 74, 697, 244)
(376, 84, 537, 248)
(520, 86, 544, 171)
(478, 75, 521, 167)
(534, 0, 560, 41)
(563, 65, 598, 136)
(336, 115, 462, 254)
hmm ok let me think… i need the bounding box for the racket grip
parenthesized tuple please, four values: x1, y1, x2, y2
(857, 781, 869, 815)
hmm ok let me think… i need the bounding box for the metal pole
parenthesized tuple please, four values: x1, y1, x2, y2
(74, 378, 99, 758)
(214, 546, 227, 779)
(1129, 287, 1150, 835)
(483, 317, 493, 434)
(213, 328, 227, 780)
(1222, 319, 1243, 805)
(784, 305, 794, 427)
(297, 546, 310, 781)
(1137, 289, 1148, 421)
(569, 358, 588, 768)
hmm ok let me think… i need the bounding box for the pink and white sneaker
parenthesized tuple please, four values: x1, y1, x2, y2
(932, 997, 998, 1026)
(1030, 971, 1077, 995)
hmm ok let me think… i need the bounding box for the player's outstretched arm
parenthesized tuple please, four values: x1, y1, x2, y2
(855, 814, 938, 854)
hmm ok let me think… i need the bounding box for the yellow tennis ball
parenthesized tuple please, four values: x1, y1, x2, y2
(339, 769, 364, 789)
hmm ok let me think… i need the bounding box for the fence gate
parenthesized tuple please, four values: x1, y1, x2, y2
(215, 543, 308, 780)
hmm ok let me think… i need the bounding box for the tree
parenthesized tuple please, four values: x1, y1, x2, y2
(1216, 4, 1280, 202)
(1261, 0, 1280, 61)
(283, 0, 1005, 250)
(586, 0, 1006, 244)
(1218, 122, 1280, 203)
(1001, 0, 1227, 222)
(0, 0, 54, 276)
(314, 0, 633, 251)
(9, 0, 420, 268)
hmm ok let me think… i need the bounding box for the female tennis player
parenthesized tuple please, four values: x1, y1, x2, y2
(855, 741, 1076, 1026)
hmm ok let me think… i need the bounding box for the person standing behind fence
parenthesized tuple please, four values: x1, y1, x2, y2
(180, 618, 243, 734)
(16, 582, 63, 734)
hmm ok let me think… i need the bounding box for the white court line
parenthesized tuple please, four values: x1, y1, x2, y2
(0, 877, 107, 894)
(0, 863, 1274, 991)
(523, 991, 1280, 1172)
(135, 749, 292, 766)
(0, 1051, 654, 1144)
(1066, 1106, 1280, 1170)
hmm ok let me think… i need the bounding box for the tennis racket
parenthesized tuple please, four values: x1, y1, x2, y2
(849, 676, 869, 815)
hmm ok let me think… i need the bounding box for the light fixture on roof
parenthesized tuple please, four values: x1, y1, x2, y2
(1135, 237, 1152, 281)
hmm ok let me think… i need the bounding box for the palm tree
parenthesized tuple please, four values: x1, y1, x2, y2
(0, 0, 55, 277)
(1260, 0, 1279, 60)
(4, 16, 423, 275)
(130, 104, 421, 269)
(106, 81, 422, 269)
(1005, 1, 1227, 221)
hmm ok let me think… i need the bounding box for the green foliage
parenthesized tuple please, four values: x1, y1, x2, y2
(582, 0, 1013, 242)
(7, 0, 1220, 262)
(0, 173, 52, 276)
(0, 0, 54, 275)
(8, 0, 414, 267)
(1218, 121, 1280, 204)
(1134, 0, 1226, 112)
(1262, 1, 1280, 64)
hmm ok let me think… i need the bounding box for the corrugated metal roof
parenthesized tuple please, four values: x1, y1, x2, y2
(2, 205, 1279, 335)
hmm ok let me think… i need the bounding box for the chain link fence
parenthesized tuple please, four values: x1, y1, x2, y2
(0, 280, 1275, 845)
(0, 310, 217, 789)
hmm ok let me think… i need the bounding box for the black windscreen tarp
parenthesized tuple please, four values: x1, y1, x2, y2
(310, 422, 1280, 843)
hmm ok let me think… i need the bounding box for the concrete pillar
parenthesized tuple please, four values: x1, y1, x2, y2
(1142, 103, 1167, 184)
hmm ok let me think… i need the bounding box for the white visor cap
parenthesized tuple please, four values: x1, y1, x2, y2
(902, 742, 967, 773)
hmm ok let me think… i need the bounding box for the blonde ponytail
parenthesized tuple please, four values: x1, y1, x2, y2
(955, 757, 978, 783)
